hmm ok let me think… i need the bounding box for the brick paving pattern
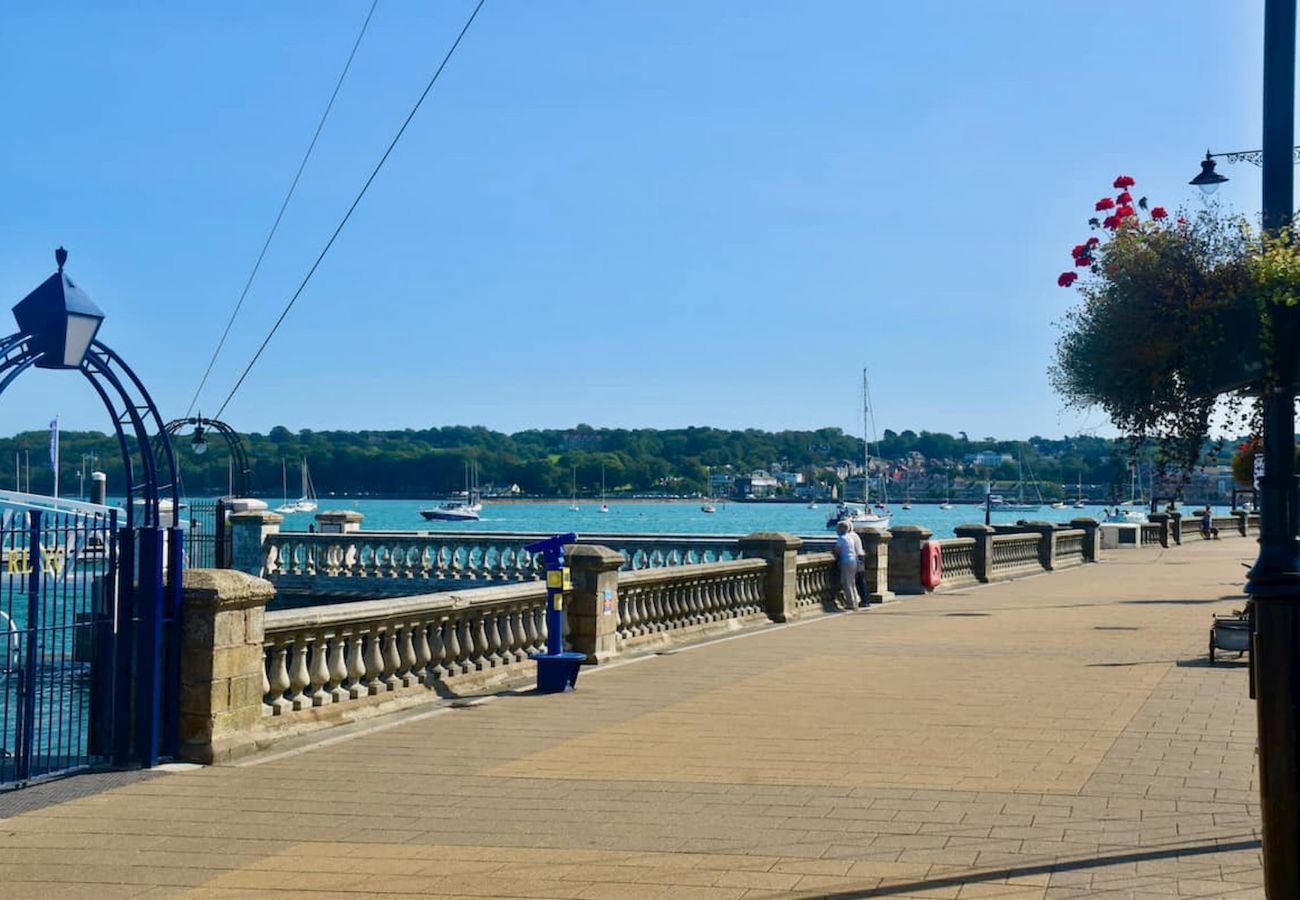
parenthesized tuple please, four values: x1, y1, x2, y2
(0, 539, 1264, 897)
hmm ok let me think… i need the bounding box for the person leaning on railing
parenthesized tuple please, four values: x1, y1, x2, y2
(832, 520, 864, 611)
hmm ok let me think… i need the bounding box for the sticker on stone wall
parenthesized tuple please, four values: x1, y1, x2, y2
(602, 588, 614, 615)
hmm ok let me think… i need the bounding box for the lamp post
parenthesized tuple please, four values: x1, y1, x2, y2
(1228, 1, 1300, 895)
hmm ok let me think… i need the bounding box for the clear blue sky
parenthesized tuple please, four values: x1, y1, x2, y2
(0, 1, 1277, 440)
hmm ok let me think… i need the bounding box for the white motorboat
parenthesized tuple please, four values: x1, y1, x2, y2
(420, 460, 482, 521)
(420, 503, 480, 522)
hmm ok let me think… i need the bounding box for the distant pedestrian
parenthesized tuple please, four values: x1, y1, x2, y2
(833, 520, 861, 611)
(1201, 509, 1218, 540)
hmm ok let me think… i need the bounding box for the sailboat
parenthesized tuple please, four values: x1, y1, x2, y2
(1073, 473, 1087, 509)
(568, 465, 579, 512)
(826, 369, 890, 531)
(939, 474, 953, 510)
(420, 461, 481, 521)
(275, 458, 318, 514)
(599, 465, 609, 513)
(701, 466, 716, 513)
(1001, 445, 1043, 511)
(1105, 462, 1147, 522)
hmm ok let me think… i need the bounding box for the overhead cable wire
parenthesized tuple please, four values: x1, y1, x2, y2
(185, 0, 380, 418)
(214, 0, 487, 420)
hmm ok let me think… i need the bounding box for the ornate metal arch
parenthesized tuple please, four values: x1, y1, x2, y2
(161, 416, 251, 498)
(0, 331, 179, 530)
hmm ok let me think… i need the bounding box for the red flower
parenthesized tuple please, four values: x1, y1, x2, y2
(1071, 243, 1087, 258)
(1151, 206, 1168, 219)
(1116, 191, 1133, 204)
(1075, 256, 1092, 267)
(1102, 214, 1121, 229)
(1095, 197, 1116, 211)
(1116, 204, 1136, 218)
(1113, 175, 1136, 189)
(1177, 216, 1187, 226)
(1058, 271, 1078, 287)
(1086, 236, 1099, 246)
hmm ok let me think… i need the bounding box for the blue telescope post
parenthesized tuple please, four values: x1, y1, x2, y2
(525, 532, 586, 693)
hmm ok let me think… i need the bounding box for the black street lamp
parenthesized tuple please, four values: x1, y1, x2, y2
(1189, 147, 1300, 194)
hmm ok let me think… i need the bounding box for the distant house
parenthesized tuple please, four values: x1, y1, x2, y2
(965, 451, 1013, 468)
(736, 470, 780, 499)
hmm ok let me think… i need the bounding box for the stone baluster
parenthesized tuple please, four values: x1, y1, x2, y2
(524, 603, 541, 653)
(288, 636, 312, 711)
(363, 627, 385, 695)
(267, 638, 291, 715)
(446, 613, 466, 675)
(535, 605, 548, 652)
(953, 524, 994, 582)
(427, 616, 449, 682)
(382, 625, 402, 690)
(328, 630, 349, 703)
(309, 635, 332, 706)
(261, 663, 272, 717)
(346, 631, 367, 699)
(412, 619, 433, 683)
(483, 608, 505, 668)
(399, 623, 418, 687)
(455, 615, 474, 672)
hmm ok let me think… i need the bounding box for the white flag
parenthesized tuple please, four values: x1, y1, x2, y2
(49, 416, 59, 499)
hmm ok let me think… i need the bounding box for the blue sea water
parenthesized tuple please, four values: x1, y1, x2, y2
(270, 498, 1156, 539)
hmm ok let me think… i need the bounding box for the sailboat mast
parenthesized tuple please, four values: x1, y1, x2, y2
(862, 369, 870, 507)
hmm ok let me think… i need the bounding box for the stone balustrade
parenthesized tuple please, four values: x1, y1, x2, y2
(614, 558, 770, 652)
(1053, 528, 1088, 568)
(260, 581, 551, 720)
(180, 521, 1257, 762)
(255, 527, 820, 599)
(793, 552, 841, 614)
(936, 537, 980, 590)
(989, 533, 1044, 579)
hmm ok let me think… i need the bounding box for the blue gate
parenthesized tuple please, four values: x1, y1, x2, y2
(0, 501, 118, 783)
(0, 495, 184, 787)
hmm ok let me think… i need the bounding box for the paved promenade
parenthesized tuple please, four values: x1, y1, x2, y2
(0, 539, 1263, 898)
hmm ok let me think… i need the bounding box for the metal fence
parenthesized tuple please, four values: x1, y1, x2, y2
(184, 499, 227, 569)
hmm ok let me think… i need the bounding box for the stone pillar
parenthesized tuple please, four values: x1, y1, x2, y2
(229, 510, 282, 577)
(315, 510, 364, 534)
(953, 524, 994, 582)
(1168, 511, 1182, 545)
(1015, 521, 1057, 570)
(887, 525, 931, 595)
(738, 532, 803, 622)
(1070, 518, 1101, 562)
(1148, 513, 1171, 548)
(178, 569, 274, 764)
(566, 544, 625, 663)
(856, 528, 894, 603)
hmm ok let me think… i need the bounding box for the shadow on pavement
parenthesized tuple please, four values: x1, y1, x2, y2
(810, 836, 1261, 899)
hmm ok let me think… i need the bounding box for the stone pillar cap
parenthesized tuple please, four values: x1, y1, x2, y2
(738, 532, 804, 549)
(224, 498, 268, 513)
(889, 524, 933, 537)
(566, 543, 626, 569)
(229, 509, 283, 525)
(182, 568, 275, 607)
(315, 509, 364, 523)
(1069, 517, 1100, 526)
(953, 523, 995, 533)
